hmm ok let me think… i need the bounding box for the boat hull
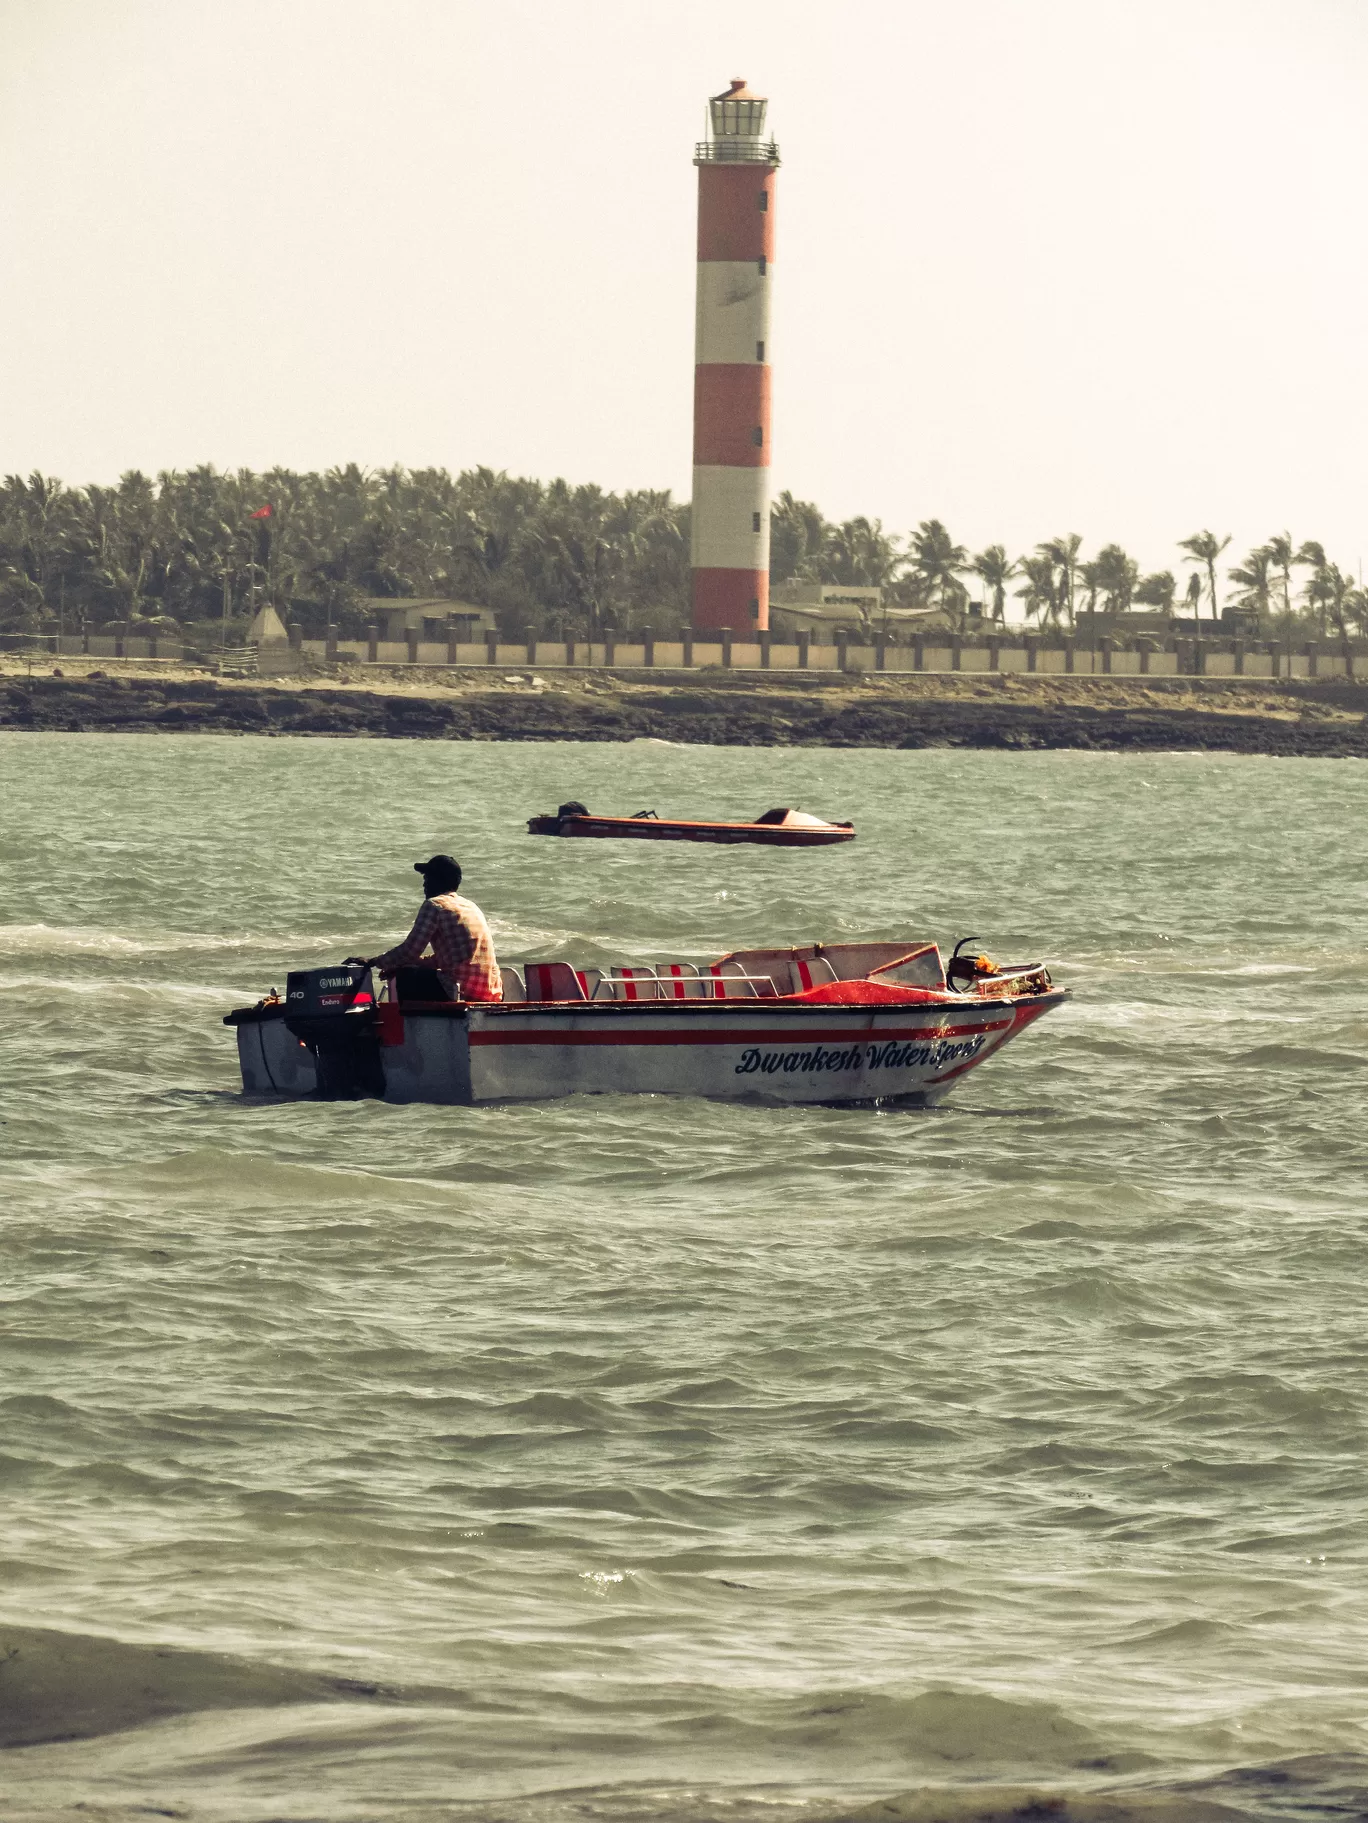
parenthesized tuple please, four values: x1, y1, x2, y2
(527, 814, 854, 846)
(233, 992, 1064, 1106)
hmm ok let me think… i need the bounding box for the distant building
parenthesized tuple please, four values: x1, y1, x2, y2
(1075, 605, 1261, 640)
(770, 581, 962, 638)
(356, 598, 497, 642)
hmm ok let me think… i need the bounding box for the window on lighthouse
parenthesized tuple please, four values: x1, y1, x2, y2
(757, 254, 767, 275)
(757, 192, 768, 211)
(752, 427, 763, 446)
(752, 512, 762, 532)
(755, 340, 765, 361)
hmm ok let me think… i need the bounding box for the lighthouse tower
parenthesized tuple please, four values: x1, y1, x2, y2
(691, 79, 779, 633)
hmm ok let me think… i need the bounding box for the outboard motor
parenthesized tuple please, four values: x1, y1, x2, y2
(284, 965, 385, 1099)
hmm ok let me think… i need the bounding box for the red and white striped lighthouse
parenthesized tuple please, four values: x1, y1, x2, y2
(691, 79, 779, 633)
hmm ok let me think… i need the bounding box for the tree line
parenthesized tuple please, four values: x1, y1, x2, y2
(0, 464, 1361, 643)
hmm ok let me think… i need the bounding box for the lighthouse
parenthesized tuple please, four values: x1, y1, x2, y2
(691, 79, 779, 633)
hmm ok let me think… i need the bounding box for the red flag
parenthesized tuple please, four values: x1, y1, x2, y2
(250, 504, 273, 520)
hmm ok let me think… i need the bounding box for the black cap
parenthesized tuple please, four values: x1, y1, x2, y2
(415, 854, 462, 891)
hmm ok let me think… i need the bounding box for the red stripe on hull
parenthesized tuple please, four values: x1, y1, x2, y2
(693, 364, 770, 468)
(691, 567, 768, 631)
(697, 165, 777, 263)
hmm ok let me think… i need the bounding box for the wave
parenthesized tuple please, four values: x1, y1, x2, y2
(0, 923, 370, 960)
(1233, 1045, 1368, 1070)
(825, 1789, 1246, 1823)
(0, 1622, 414, 1748)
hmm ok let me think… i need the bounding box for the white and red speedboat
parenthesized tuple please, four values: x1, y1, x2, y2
(225, 941, 1066, 1107)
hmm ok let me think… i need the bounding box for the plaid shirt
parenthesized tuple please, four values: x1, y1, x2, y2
(374, 892, 503, 1002)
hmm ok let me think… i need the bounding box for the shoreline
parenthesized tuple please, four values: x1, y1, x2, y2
(3, 658, 1367, 756)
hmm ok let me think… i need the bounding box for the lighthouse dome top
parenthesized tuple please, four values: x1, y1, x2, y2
(709, 77, 767, 139)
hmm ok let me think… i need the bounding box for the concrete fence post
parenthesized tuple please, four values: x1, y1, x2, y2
(721, 627, 733, 668)
(760, 630, 771, 669)
(1064, 639, 1075, 674)
(876, 635, 887, 672)
(1139, 643, 1150, 675)
(1100, 636, 1112, 675)
(797, 632, 809, 670)
(642, 626, 654, 667)
(951, 637, 963, 672)
(526, 626, 537, 665)
(1233, 638, 1245, 676)
(1306, 640, 1318, 678)
(446, 615, 459, 665)
(326, 629, 338, 663)
(913, 636, 925, 671)
(682, 627, 693, 668)
(406, 627, 419, 665)
(367, 624, 379, 663)
(1025, 636, 1038, 673)
(836, 632, 849, 672)
(988, 636, 1000, 671)
(485, 630, 498, 665)
(288, 621, 302, 651)
(604, 632, 616, 667)
(565, 634, 576, 667)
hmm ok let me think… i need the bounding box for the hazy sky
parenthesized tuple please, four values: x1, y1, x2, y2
(3, 0, 1366, 585)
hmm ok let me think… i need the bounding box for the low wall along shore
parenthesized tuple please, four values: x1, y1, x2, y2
(13, 628, 1363, 683)
(296, 630, 1359, 681)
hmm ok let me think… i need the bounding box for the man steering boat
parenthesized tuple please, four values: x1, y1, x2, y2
(353, 854, 503, 1003)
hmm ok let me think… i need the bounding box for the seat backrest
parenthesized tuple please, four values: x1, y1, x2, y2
(707, 966, 777, 1000)
(501, 965, 526, 1002)
(660, 962, 706, 1000)
(524, 961, 588, 1002)
(610, 966, 660, 1001)
(792, 955, 839, 993)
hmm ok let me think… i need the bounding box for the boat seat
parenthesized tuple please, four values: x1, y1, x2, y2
(523, 961, 588, 1002)
(501, 966, 526, 1002)
(609, 966, 661, 1001)
(792, 956, 839, 993)
(708, 965, 778, 999)
(660, 962, 707, 1000)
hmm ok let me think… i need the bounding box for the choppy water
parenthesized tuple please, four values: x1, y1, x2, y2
(2, 732, 1368, 1823)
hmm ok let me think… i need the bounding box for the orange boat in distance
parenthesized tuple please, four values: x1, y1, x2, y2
(527, 803, 856, 847)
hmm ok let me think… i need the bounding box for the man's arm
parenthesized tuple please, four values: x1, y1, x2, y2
(369, 901, 437, 970)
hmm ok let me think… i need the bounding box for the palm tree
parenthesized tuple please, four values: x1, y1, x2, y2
(821, 516, 903, 590)
(1093, 543, 1138, 614)
(1134, 570, 1176, 611)
(1227, 546, 1273, 631)
(971, 545, 1016, 622)
(768, 492, 827, 583)
(1177, 530, 1231, 631)
(907, 519, 969, 626)
(1296, 541, 1329, 636)
(1264, 532, 1297, 632)
(1013, 553, 1058, 627)
(1040, 534, 1083, 626)
(1078, 559, 1103, 618)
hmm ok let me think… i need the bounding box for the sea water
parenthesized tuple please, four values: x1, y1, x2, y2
(2, 731, 1367, 1823)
